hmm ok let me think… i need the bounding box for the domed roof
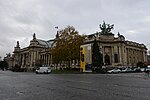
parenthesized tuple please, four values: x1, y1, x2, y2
(36, 39, 54, 48)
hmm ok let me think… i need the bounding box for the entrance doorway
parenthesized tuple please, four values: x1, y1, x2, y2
(105, 54, 110, 65)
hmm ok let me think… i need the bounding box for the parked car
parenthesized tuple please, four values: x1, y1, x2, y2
(146, 67, 150, 71)
(121, 68, 133, 73)
(133, 67, 141, 72)
(146, 68, 150, 72)
(140, 68, 145, 72)
(107, 68, 121, 73)
(35, 66, 51, 74)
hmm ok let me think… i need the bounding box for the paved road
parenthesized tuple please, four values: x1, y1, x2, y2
(0, 71, 150, 100)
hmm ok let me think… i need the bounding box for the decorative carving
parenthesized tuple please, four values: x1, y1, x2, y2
(33, 33, 36, 40)
(118, 32, 121, 37)
(16, 41, 20, 47)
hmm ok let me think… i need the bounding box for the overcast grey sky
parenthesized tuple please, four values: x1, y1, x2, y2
(0, 0, 150, 58)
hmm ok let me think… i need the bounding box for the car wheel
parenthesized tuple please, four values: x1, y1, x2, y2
(36, 72, 38, 74)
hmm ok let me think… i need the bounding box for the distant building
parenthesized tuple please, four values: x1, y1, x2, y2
(82, 32, 147, 68)
(6, 33, 54, 71)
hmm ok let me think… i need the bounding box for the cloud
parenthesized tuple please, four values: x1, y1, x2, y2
(0, 0, 150, 58)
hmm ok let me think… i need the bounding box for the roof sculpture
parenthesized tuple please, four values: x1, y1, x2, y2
(99, 21, 114, 35)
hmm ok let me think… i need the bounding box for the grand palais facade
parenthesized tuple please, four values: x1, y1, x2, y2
(5, 23, 147, 71)
(5, 33, 54, 71)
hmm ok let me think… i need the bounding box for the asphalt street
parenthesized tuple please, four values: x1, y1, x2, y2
(0, 71, 150, 100)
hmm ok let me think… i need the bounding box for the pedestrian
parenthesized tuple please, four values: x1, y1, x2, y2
(147, 69, 150, 77)
(144, 68, 149, 78)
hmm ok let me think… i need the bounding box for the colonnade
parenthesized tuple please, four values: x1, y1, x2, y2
(100, 45, 146, 67)
(18, 50, 52, 70)
(126, 48, 146, 66)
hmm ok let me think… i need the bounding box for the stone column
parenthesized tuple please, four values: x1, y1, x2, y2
(119, 46, 122, 64)
(141, 51, 143, 62)
(143, 51, 146, 62)
(35, 51, 37, 64)
(45, 54, 46, 64)
(122, 46, 125, 65)
(33, 51, 36, 67)
(126, 48, 129, 65)
(44, 54, 46, 64)
(20, 54, 22, 67)
(145, 51, 147, 62)
(137, 50, 139, 62)
(46, 55, 48, 65)
(135, 50, 137, 64)
(48, 54, 50, 66)
(47, 55, 49, 65)
(26, 53, 29, 69)
(42, 54, 44, 64)
(22, 53, 24, 68)
(30, 52, 32, 67)
(129, 49, 132, 65)
(102, 46, 105, 64)
(122, 45, 126, 66)
(50, 54, 52, 65)
(29, 53, 31, 67)
(44, 54, 46, 65)
(24, 53, 26, 68)
(111, 46, 114, 66)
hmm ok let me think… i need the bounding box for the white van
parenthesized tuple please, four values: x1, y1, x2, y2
(35, 66, 51, 74)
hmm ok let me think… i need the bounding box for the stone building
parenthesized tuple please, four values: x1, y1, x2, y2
(9, 33, 54, 71)
(80, 22, 148, 68)
(83, 32, 147, 67)
(5, 22, 148, 70)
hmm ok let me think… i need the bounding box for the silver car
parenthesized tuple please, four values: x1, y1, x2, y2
(35, 67, 51, 74)
(107, 68, 121, 73)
